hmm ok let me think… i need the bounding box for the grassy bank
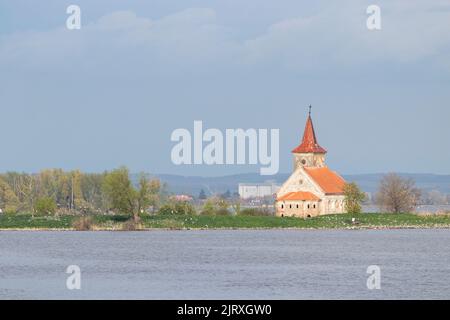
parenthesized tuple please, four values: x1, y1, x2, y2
(1, 213, 450, 230)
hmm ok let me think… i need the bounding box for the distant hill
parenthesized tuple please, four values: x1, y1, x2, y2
(344, 173, 450, 194)
(149, 173, 287, 196)
(138, 173, 450, 196)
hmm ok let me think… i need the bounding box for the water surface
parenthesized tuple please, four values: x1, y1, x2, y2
(0, 230, 449, 299)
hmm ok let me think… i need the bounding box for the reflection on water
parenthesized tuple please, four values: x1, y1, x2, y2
(0, 230, 450, 299)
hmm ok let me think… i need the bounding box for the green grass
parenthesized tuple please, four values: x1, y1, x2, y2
(0, 214, 73, 229)
(1, 213, 450, 230)
(140, 213, 450, 229)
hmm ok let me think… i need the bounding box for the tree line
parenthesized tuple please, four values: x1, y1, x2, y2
(0, 167, 162, 220)
(0, 168, 427, 218)
(0, 167, 263, 219)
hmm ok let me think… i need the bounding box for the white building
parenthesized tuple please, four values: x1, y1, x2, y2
(239, 183, 280, 199)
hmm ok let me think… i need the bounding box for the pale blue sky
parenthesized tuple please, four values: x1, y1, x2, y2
(1, 0, 449, 175)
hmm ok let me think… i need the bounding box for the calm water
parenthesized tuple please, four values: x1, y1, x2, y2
(0, 230, 449, 300)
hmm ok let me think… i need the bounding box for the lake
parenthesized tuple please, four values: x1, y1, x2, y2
(0, 230, 449, 299)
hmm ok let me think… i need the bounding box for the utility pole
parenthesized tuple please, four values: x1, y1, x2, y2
(71, 175, 74, 211)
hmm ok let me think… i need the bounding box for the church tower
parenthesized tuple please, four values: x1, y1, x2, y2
(276, 106, 346, 218)
(292, 106, 327, 170)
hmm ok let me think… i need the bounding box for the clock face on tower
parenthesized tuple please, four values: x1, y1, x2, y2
(295, 156, 308, 168)
(294, 154, 326, 169)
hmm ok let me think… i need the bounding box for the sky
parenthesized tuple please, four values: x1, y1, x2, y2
(0, 0, 449, 176)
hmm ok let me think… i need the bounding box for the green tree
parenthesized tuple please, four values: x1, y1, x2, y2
(68, 170, 86, 210)
(35, 197, 57, 216)
(136, 174, 161, 217)
(158, 201, 195, 215)
(200, 197, 230, 215)
(201, 198, 216, 215)
(0, 177, 20, 214)
(103, 168, 162, 222)
(80, 172, 107, 212)
(343, 182, 366, 214)
(2, 172, 39, 216)
(102, 167, 136, 217)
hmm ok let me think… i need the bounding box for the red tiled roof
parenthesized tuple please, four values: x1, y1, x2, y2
(292, 114, 327, 154)
(277, 191, 320, 201)
(303, 167, 346, 195)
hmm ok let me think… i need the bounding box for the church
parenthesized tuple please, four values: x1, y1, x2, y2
(276, 108, 346, 218)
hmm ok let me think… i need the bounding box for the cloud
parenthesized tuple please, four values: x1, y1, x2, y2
(243, 1, 450, 70)
(1, 1, 450, 75)
(0, 1, 449, 175)
(0, 8, 238, 74)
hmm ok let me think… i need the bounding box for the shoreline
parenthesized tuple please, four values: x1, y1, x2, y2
(2, 225, 450, 232)
(2, 213, 450, 232)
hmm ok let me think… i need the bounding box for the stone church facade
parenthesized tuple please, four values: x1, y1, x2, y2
(276, 109, 346, 218)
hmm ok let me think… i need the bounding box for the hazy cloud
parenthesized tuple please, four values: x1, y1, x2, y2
(1, 2, 450, 74)
(0, 1, 449, 175)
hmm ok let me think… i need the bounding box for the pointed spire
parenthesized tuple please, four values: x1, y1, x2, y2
(292, 106, 327, 154)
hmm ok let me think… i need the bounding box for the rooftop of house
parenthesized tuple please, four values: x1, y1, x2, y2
(277, 191, 320, 201)
(304, 166, 346, 195)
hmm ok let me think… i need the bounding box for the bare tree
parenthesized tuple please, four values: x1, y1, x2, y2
(375, 173, 421, 213)
(424, 190, 447, 205)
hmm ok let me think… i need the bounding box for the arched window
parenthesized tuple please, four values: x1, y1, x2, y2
(296, 204, 299, 209)
(281, 204, 284, 209)
(307, 204, 310, 209)
(289, 204, 292, 209)
(313, 204, 316, 209)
